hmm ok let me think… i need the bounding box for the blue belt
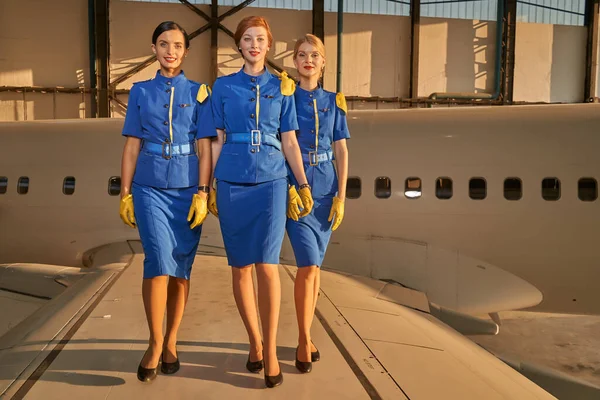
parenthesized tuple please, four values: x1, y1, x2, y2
(303, 150, 334, 166)
(224, 131, 281, 151)
(142, 140, 196, 159)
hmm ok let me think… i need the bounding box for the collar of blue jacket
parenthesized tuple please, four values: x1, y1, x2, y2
(152, 69, 188, 86)
(237, 66, 273, 86)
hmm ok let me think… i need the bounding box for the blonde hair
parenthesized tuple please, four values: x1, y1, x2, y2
(293, 34, 326, 60)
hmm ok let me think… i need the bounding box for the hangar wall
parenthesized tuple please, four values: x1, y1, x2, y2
(0, 0, 595, 120)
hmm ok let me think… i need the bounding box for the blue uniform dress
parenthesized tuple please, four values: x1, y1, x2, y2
(211, 68, 299, 267)
(122, 70, 216, 279)
(286, 86, 350, 267)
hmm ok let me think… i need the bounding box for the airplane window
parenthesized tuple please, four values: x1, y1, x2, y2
(0, 177, 7, 194)
(375, 177, 391, 199)
(436, 177, 453, 199)
(108, 176, 121, 196)
(17, 177, 29, 195)
(63, 176, 76, 195)
(504, 178, 522, 200)
(469, 177, 486, 200)
(578, 178, 597, 201)
(542, 178, 560, 201)
(346, 177, 361, 199)
(405, 177, 422, 199)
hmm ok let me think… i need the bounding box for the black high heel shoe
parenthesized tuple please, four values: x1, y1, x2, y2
(137, 350, 160, 382)
(264, 358, 283, 388)
(295, 347, 312, 373)
(246, 342, 264, 373)
(161, 348, 180, 375)
(311, 340, 320, 362)
(246, 356, 264, 373)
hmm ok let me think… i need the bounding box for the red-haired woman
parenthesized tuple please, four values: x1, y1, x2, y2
(209, 16, 313, 388)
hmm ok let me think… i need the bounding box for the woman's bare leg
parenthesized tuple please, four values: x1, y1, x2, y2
(140, 275, 168, 368)
(294, 266, 318, 362)
(255, 263, 282, 376)
(163, 276, 190, 362)
(232, 265, 263, 362)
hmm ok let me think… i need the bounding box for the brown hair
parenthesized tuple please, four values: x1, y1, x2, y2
(293, 34, 326, 60)
(234, 16, 273, 48)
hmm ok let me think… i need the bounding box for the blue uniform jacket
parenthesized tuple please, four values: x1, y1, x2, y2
(122, 70, 217, 189)
(289, 85, 350, 198)
(211, 68, 299, 184)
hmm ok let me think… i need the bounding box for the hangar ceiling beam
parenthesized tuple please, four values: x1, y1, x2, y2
(409, 0, 420, 98)
(584, 0, 599, 101)
(501, 0, 517, 103)
(90, 0, 110, 117)
(313, 0, 325, 41)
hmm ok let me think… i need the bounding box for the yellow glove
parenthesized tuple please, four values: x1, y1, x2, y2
(187, 194, 208, 229)
(119, 194, 136, 229)
(298, 186, 314, 218)
(287, 186, 302, 221)
(207, 189, 218, 217)
(328, 197, 345, 231)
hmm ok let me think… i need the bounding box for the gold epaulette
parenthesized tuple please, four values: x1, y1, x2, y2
(197, 84, 211, 103)
(278, 71, 296, 96)
(336, 92, 348, 114)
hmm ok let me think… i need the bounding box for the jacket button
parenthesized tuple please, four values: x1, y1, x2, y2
(250, 98, 255, 102)
(251, 78, 256, 82)
(165, 89, 171, 93)
(309, 94, 313, 98)
(310, 145, 316, 149)
(250, 114, 255, 119)
(250, 148, 256, 153)
(164, 121, 169, 125)
(164, 104, 169, 108)
(311, 129, 315, 133)
(251, 87, 256, 91)
(167, 81, 171, 85)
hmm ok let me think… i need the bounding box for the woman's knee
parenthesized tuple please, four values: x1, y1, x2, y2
(296, 266, 319, 281)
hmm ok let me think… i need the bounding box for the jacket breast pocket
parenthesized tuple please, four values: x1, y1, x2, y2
(259, 94, 280, 124)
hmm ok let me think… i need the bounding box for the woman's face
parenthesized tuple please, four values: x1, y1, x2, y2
(152, 29, 188, 71)
(294, 42, 325, 80)
(239, 26, 270, 65)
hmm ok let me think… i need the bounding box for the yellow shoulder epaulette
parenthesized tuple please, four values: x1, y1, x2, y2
(196, 84, 211, 103)
(335, 92, 348, 114)
(278, 71, 296, 96)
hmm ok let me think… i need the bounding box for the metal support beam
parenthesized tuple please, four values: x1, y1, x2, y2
(88, 0, 97, 117)
(585, 0, 599, 101)
(313, 0, 325, 41)
(502, 0, 517, 103)
(211, 0, 219, 83)
(336, 0, 344, 92)
(409, 0, 420, 98)
(94, 0, 110, 117)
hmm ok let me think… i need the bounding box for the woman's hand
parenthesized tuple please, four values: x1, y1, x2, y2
(188, 193, 208, 229)
(298, 186, 314, 217)
(287, 186, 302, 221)
(207, 189, 218, 217)
(119, 194, 136, 229)
(328, 196, 345, 231)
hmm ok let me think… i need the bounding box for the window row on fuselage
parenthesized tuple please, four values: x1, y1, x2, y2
(347, 176, 598, 202)
(0, 176, 597, 202)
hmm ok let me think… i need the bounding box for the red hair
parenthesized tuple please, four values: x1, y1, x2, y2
(234, 16, 273, 48)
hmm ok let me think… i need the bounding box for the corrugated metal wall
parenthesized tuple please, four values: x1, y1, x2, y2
(123, 0, 585, 25)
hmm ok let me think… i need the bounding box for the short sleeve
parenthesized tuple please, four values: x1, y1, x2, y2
(279, 93, 299, 133)
(122, 84, 144, 138)
(211, 79, 225, 130)
(196, 90, 217, 139)
(333, 94, 350, 142)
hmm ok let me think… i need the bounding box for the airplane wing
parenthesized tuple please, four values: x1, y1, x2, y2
(0, 242, 559, 399)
